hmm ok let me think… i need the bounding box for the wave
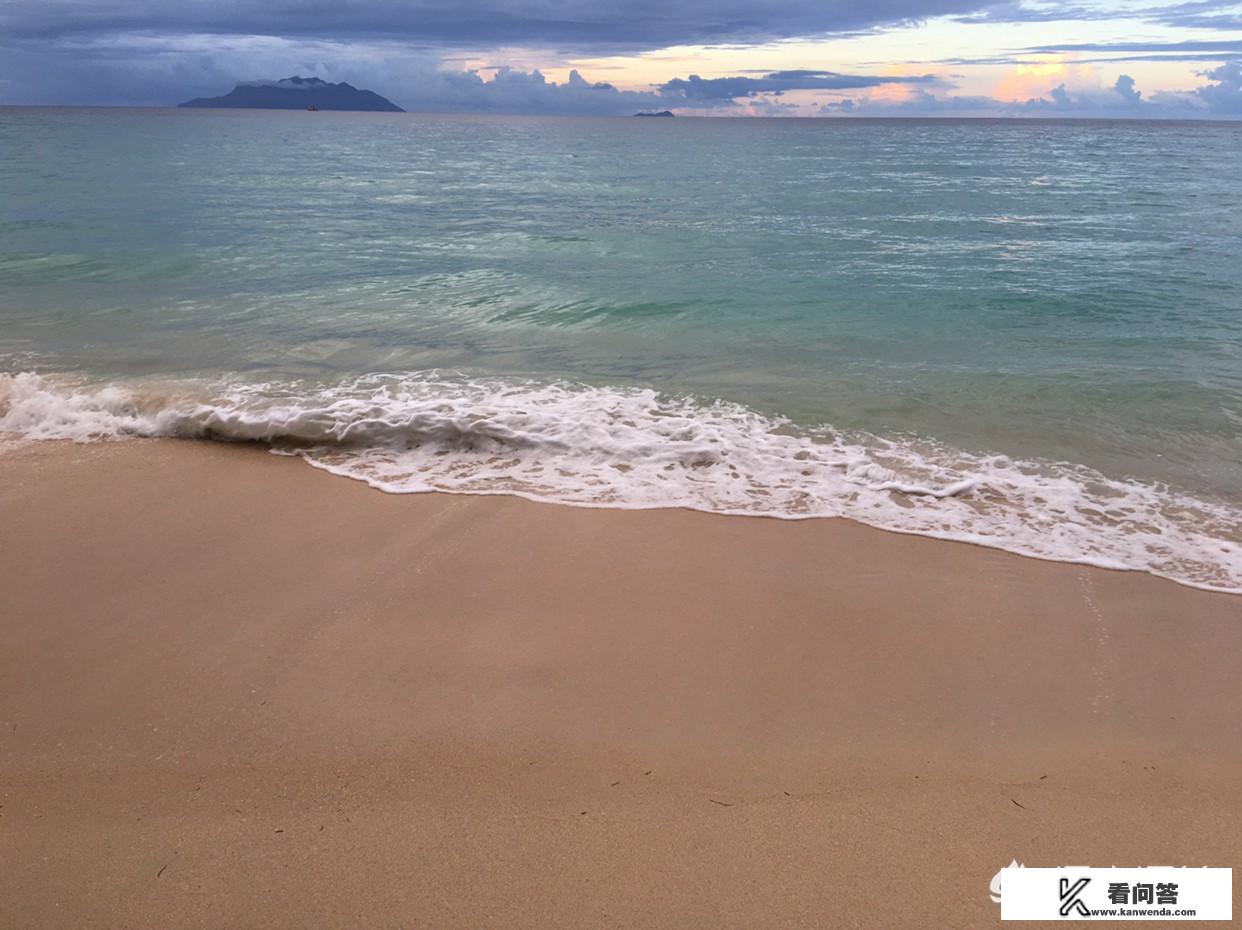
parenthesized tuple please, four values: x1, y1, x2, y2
(2, 370, 1239, 593)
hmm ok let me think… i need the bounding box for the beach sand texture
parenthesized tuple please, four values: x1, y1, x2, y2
(2, 438, 1239, 928)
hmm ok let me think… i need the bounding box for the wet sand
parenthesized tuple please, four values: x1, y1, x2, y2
(2, 438, 1239, 928)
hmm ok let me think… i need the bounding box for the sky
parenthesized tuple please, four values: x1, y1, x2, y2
(0, 0, 1240, 117)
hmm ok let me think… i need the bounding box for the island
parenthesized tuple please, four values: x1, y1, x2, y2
(179, 77, 404, 112)
(634, 110, 676, 117)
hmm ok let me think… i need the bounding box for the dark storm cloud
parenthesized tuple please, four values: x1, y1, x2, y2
(658, 70, 937, 100)
(0, 0, 991, 51)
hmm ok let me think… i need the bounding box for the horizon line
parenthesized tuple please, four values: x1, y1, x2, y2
(1, 103, 1241, 123)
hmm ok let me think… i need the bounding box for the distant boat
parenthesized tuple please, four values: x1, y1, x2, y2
(307, 105, 319, 111)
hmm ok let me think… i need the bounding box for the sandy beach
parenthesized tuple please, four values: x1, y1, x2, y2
(2, 437, 1239, 928)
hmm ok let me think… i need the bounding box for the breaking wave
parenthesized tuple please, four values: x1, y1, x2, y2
(2, 370, 1239, 593)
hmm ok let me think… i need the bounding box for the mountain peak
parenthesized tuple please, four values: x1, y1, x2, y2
(179, 77, 403, 112)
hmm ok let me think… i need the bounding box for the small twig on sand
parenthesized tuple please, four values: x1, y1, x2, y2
(708, 799, 732, 807)
(1010, 798, 1028, 810)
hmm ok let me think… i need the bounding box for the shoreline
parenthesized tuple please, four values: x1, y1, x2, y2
(3, 438, 1239, 927)
(297, 451, 1236, 597)
(8, 429, 1240, 596)
(4, 369, 1238, 596)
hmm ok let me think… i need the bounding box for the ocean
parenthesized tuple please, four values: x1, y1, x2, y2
(2, 107, 1240, 591)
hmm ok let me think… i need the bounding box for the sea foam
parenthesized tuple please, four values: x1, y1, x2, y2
(3, 370, 1239, 593)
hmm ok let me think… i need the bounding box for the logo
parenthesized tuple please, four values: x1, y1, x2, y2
(991, 864, 1231, 921)
(1059, 877, 1091, 917)
(990, 860, 1024, 904)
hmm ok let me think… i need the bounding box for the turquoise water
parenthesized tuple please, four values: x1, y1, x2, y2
(2, 107, 1241, 590)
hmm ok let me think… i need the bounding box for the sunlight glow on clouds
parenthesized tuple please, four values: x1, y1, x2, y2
(992, 55, 1096, 100)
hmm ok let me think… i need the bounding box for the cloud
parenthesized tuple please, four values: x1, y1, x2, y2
(378, 67, 937, 116)
(0, 22, 945, 111)
(993, 55, 1093, 101)
(1014, 77, 1148, 114)
(395, 67, 668, 115)
(1194, 60, 1242, 114)
(658, 70, 937, 101)
(907, 38, 1242, 67)
(0, 30, 671, 110)
(1024, 39, 1242, 54)
(0, 0, 991, 52)
(1150, 0, 1242, 30)
(1113, 73, 1141, 105)
(387, 67, 941, 114)
(1037, 53, 1242, 64)
(822, 65, 1242, 118)
(0, 33, 427, 106)
(0, 0, 997, 106)
(953, 0, 1242, 29)
(950, 0, 1115, 24)
(822, 88, 1000, 114)
(2, 0, 1240, 114)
